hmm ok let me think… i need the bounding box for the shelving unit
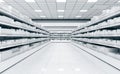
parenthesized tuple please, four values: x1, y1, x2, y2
(0, 5, 50, 62)
(0, 38, 49, 51)
(50, 33, 71, 40)
(72, 7, 120, 35)
(71, 6, 120, 55)
(72, 38, 120, 49)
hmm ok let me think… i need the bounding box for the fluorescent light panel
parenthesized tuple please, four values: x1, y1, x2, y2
(40, 16, 46, 18)
(76, 16, 81, 18)
(35, 10, 42, 12)
(57, 10, 64, 12)
(25, 0, 35, 2)
(58, 16, 64, 18)
(56, 0, 66, 2)
(0, 0, 4, 2)
(80, 10, 87, 12)
(87, 0, 98, 2)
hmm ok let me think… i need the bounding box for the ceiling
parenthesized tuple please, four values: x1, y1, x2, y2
(2, 0, 120, 20)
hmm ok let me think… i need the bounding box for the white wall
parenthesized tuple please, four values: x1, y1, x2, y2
(40, 23, 84, 27)
(33, 20, 88, 33)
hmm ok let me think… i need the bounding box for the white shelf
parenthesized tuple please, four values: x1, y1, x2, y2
(0, 42, 49, 72)
(74, 9, 120, 32)
(0, 6, 33, 27)
(0, 4, 49, 53)
(0, 34, 48, 38)
(72, 42, 120, 72)
(0, 39, 48, 50)
(0, 8, 49, 34)
(72, 34, 120, 38)
(0, 20, 45, 34)
(72, 39, 120, 49)
(76, 22, 120, 34)
(90, 10, 120, 26)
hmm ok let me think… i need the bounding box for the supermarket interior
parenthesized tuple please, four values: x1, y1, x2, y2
(0, 0, 120, 74)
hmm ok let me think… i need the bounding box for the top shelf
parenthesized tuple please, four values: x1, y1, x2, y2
(0, 7, 49, 34)
(74, 9, 120, 32)
(0, 8, 33, 27)
(88, 10, 120, 27)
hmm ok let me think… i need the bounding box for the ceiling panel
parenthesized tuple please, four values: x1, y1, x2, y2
(57, 3, 66, 10)
(91, 4, 110, 10)
(105, 0, 118, 4)
(96, 0, 109, 4)
(77, 0, 88, 3)
(2, 0, 120, 19)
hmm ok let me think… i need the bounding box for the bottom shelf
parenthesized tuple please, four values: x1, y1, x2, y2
(72, 40, 120, 60)
(72, 41, 120, 72)
(72, 38, 120, 49)
(0, 40, 49, 62)
(0, 42, 50, 73)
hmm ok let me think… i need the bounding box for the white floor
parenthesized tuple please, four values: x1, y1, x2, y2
(2, 42, 120, 74)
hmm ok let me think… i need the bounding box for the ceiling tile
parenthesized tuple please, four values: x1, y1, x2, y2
(3, 0, 120, 19)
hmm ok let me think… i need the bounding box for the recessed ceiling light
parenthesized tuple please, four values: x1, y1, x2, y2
(40, 16, 46, 18)
(56, 0, 66, 2)
(57, 10, 64, 12)
(76, 16, 81, 18)
(35, 10, 42, 12)
(25, 0, 35, 2)
(87, 0, 98, 2)
(0, 0, 4, 2)
(8, 6, 13, 9)
(58, 16, 64, 18)
(80, 10, 87, 12)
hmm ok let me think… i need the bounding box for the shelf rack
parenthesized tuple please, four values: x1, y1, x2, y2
(72, 38, 120, 49)
(0, 6, 50, 53)
(71, 7, 120, 50)
(73, 9, 120, 35)
(0, 38, 49, 52)
(0, 8, 49, 35)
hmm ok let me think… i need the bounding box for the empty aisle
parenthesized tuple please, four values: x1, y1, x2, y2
(2, 42, 119, 74)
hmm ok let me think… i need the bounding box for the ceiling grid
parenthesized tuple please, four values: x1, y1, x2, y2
(14, 0, 35, 18)
(1, 0, 120, 19)
(44, 0, 53, 19)
(67, 0, 79, 18)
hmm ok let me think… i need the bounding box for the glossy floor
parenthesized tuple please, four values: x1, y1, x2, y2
(2, 42, 119, 74)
